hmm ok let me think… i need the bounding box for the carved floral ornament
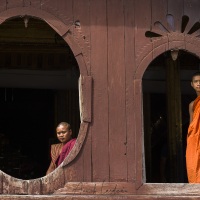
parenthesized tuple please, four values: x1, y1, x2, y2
(134, 14, 200, 189)
(135, 14, 200, 78)
(145, 14, 200, 38)
(144, 14, 200, 58)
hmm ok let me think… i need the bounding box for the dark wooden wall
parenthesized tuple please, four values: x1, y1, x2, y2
(1, 0, 200, 199)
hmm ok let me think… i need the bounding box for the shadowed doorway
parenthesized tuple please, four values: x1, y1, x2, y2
(0, 18, 80, 179)
(143, 50, 199, 183)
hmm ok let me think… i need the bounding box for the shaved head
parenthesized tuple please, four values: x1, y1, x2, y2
(57, 122, 71, 130)
(192, 71, 200, 81)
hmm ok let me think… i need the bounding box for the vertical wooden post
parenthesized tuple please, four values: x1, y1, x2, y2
(143, 93, 152, 182)
(166, 56, 183, 182)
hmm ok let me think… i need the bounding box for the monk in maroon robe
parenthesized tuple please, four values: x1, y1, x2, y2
(46, 122, 76, 175)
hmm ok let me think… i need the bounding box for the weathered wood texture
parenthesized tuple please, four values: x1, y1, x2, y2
(151, 0, 168, 34)
(1, 0, 200, 198)
(183, 0, 200, 34)
(107, 0, 127, 182)
(124, 0, 136, 183)
(168, 0, 183, 32)
(2, 194, 200, 200)
(63, 122, 89, 182)
(72, 0, 92, 183)
(55, 182, 136, 195)
(90, 0, 109, 182)
(41, 0, 73, 26)
(134, 0, 151, 67)
(73, 0, 90, 73)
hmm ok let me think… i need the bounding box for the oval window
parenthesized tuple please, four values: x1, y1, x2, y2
(0, 17, 80, 179)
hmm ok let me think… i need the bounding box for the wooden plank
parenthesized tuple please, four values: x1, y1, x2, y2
(138, 183, 200, 196)
(63, 122, 88, 182)
(73, 0, 92, 181)
(57, 0, 73, 25)
(90, 0, 109, 181)
(6, 0, 23, 9)
(41, 0, 58, 16)
(3, 195, 200, 200)
(143, 94, 152, 182)
(0, 0, 6, 12)
(107, 0, 127, 181)
(54, 182, 135, 195)
(151, 0, 168, 34)
(134, 79, 143, 188)
(41, 167, 65, 194)
(124, 0, 136, 182)
(168, 0, 183, 33)
(134, 0, 151, 61)
(2, 173, 28, 194)
(27, 179, 41, 195)
(24, 0, 41, 8)
(183, 0, 200, 35)
(40, 0, 73, 26)
(73, 0, 91, 74)
(78, 74, 92, 182)
(63, 150, 84, 182)
(79, 76, 92, 122)
(0, 171, 2, 193)
(4, 194, 200, 200)
(166, 58, 183, 182)
(82, 126, 92, 181)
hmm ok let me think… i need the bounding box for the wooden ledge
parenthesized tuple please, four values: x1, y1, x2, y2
(54, 182, 136, 195)
(1, 194, 200, 200)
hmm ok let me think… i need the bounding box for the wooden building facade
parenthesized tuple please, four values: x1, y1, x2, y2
(0, 0, 200, 199)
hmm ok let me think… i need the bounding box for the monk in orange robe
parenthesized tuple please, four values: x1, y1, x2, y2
(186, 72, 200, 183)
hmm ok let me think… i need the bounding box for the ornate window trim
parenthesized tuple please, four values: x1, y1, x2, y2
(134, 21, 200, 195)
(0, 7, 92, 195)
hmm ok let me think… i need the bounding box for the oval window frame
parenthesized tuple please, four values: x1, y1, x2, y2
(0, 7, 91, 195)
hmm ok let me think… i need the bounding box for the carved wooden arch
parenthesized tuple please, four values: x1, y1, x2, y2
(134, 33, 200, 189)
(0, 7, 92, 195)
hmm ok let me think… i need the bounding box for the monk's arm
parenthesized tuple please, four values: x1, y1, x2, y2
(46, 161, 56, 175)
(189, 101, 194, 123)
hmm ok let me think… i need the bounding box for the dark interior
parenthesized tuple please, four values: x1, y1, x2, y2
(0, 17, 80, 179)
(0, 88, 55, 179)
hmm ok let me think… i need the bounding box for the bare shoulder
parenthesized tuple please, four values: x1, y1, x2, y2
(189, 101, 194, 110)
(189, 101, 194, 123)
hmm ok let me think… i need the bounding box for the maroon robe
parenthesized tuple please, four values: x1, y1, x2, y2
(56, 138, 76, 166)
(46, 138, 76, 175)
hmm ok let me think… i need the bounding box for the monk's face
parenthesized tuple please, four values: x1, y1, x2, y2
(191, 75, 200, 93)
(56, 125, 72, 144)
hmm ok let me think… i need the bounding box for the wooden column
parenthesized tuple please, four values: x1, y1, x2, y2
(166, 56, 183, 182)
(143, 93, 152, 182)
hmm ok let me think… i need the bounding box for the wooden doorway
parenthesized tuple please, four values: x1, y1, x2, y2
(143, 50, 199, 183)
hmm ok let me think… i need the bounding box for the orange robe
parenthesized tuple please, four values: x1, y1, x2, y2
(186, 96, 200, 183)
